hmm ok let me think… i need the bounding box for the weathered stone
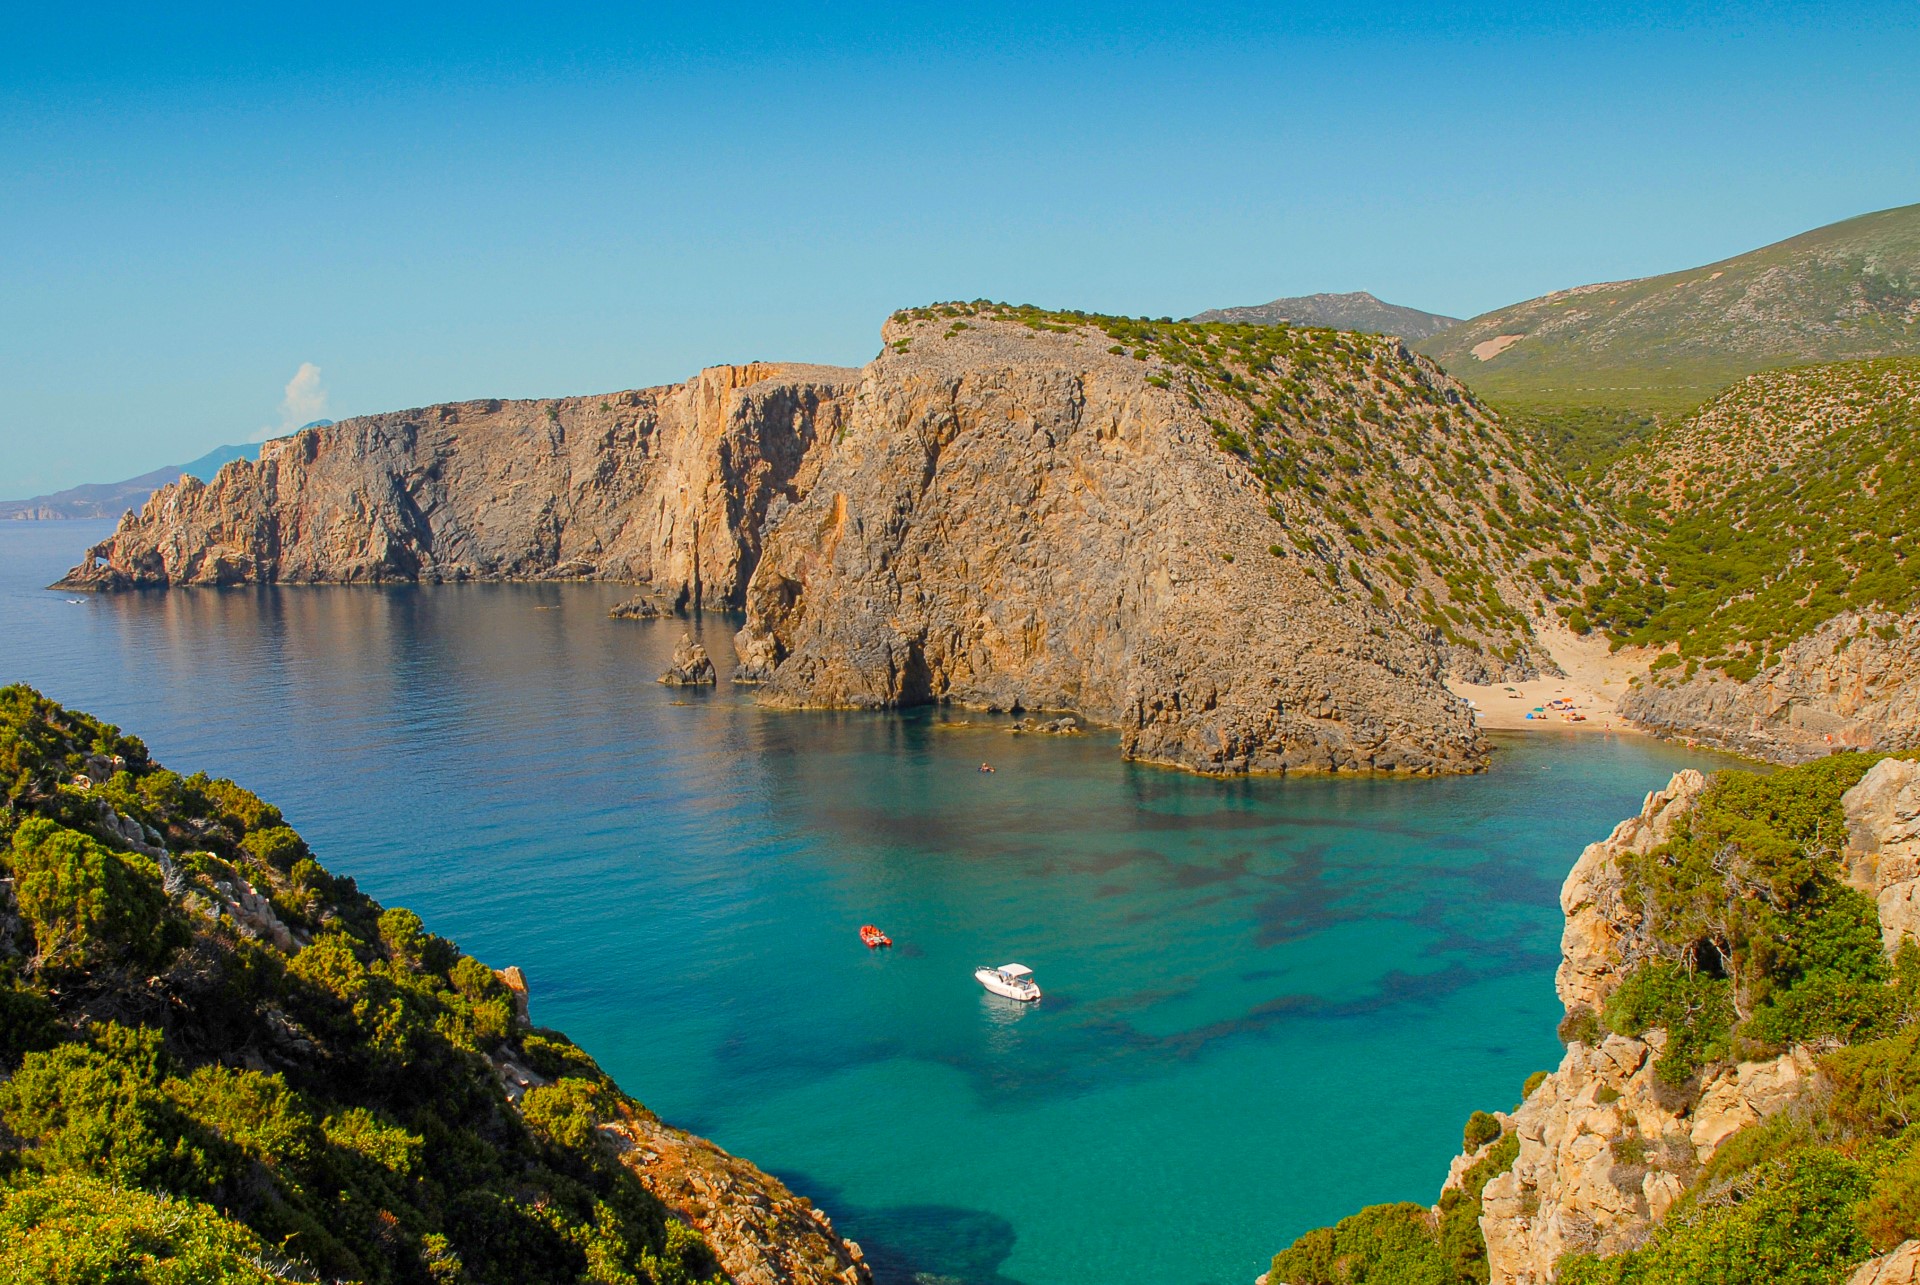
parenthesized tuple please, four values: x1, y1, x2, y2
(56, 363, 858, 606)
(610, 596, 668, 620)
(1850, 1241, 1920, 1285)
(660, 635, 718, 686)
(1843, 757, 1920, 952)
(1555, 770, 1709, 1014)
(1622, 609, 1920, 763)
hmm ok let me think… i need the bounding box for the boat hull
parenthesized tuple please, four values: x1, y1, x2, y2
(975, 968, 1041, 1002)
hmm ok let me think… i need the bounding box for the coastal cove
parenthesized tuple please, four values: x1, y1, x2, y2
(0, 521, 1743, 1285)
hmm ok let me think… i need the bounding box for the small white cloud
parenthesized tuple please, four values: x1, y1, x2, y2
(251, 362, 329, 442)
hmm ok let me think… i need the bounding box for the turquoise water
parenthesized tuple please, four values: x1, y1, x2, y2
(0, 521, 1740, 1285)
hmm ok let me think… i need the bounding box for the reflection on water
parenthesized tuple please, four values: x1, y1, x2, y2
(0, 520, 1748, 1285)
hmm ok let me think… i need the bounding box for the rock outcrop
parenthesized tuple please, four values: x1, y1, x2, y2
(659, 635, 718, 686)
(734, 309, 1575, 775)
(57, 363, 859, 607)
(1621, 610, 1920, 763)
(1851, 1242, 1920, 1285)
(58, 305, 1595, 775)
(1481, 770, 1819, 1283)
(1843, 756, 1920, 952)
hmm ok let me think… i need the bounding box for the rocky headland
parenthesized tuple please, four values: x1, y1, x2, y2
(61, 305, 1603, 776)
(1267, 751, 1920, 1285)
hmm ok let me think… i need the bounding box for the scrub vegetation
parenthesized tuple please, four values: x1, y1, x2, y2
(898, 302, 1616, 671)
(1268, 752, 1920, 1285)
(0, 684, 720, 1285)
(1578, 359, 1920, 682)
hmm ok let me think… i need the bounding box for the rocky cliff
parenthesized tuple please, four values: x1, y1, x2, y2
(1620, 609, 1920, 762)
(59, 304, 1602, 775)
(1480, 757, 1920, 1283)
(736, 305, 1594, 774)
(57, 363, 858, 607)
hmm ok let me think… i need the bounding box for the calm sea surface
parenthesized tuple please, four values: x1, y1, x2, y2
(0, 520, 1739, 1285)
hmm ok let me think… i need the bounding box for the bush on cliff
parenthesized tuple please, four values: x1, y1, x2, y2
(0, 684, 720, 1285)
(1604, 754, 1898, 1082)
(1269, 1117, 1517, 1285)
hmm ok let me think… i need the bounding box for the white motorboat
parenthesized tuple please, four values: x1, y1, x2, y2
(975, 963, 1041, 1002)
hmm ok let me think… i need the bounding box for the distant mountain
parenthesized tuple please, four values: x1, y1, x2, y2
(1188, 291, 1462, 340)
(0, 429, 328, 520)
(1419, 202, 1920, 419)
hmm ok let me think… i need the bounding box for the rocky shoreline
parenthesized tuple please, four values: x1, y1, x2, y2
(57, 307, 1595, 777)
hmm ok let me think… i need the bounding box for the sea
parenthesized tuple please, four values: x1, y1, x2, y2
(0, 519, 1742, 1285)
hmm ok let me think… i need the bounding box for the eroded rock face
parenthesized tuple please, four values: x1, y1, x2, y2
(736, 316, 1491, 776)
(1850, 1241, 1920, 1285)
(57, 310, 1580, 776)
(1481, 1037, 1815, 1284)
(1555, 770, 1709, 1014)
(57, 363, 859, 607)
(1842, 756, 1920, 952)
(1482, 768, 1815, 1284)
(659, 634, 718, 686)
(1621, 610, 1920, 763)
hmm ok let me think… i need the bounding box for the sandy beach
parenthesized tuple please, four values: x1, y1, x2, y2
(1449, 623, 1664, 735)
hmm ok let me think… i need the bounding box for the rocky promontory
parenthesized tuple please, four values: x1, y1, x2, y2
(58, 304, 1598, 775)
(58, 362, 859, 606)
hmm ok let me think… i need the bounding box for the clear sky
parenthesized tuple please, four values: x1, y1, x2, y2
(3, 1, 1917, 496)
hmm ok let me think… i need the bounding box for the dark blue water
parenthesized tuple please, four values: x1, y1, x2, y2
(0, 520, 1738, 1285)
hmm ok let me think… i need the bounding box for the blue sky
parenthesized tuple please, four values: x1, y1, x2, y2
(3, 2, 1917, 496)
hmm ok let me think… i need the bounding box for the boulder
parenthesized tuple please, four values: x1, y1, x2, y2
(660, 635, 718, 686)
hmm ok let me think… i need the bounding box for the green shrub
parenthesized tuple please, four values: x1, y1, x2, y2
(7, 817, 175, 969)
(1463, 1111, 1502, 1152)
(1557, 1147, 1872, 1285)
(1522, 1071, 1549, 1101)
(1270, 1202, 1451, 1285)
(1603, 961, 1733, 1084)
(0, 1172, 296, 1284)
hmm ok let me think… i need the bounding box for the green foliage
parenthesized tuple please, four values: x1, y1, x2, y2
(1522, 1070, 1548, 1100)
(1557, 1147, 1873, 1285)
(1437, 1133, 1517, 1285)
(1581, 360, 1920, 674)
(1462, 1110, 1502, 1152)
(1602, 962, 1733, 1084)
(1856, 1131, 1920, 1252)
(6, 816, 175, 969)
(1606, 755, 1895, 1075)
(1270, 1202, 1452, 1285)
(0, 686, 719, 1285)
(0, 1172, 299, 1284)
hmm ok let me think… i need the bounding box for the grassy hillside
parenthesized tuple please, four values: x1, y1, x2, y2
(1267, 753, 1920, 1285)
(1417, 203, 1920, 469)
(1575, 358, 1920, 681)
(900, 302, 1616, 672)
(0, 685, 720, 1284)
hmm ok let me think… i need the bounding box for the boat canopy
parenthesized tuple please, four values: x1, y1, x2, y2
(998, 964, 1032, 977)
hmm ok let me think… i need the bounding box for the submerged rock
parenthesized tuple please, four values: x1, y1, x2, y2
(610, 596, 667, 619)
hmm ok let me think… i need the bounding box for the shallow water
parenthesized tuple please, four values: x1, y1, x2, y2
(1, 520, 1742, 1285)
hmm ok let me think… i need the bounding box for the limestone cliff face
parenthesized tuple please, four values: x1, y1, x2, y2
(1480, 771, 1818, 1283)
(735, 313, 1534, 775)
(59, 305, 1591, 775)
(57, 363, 858, 607)
(1621, 610, 1920, 764)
